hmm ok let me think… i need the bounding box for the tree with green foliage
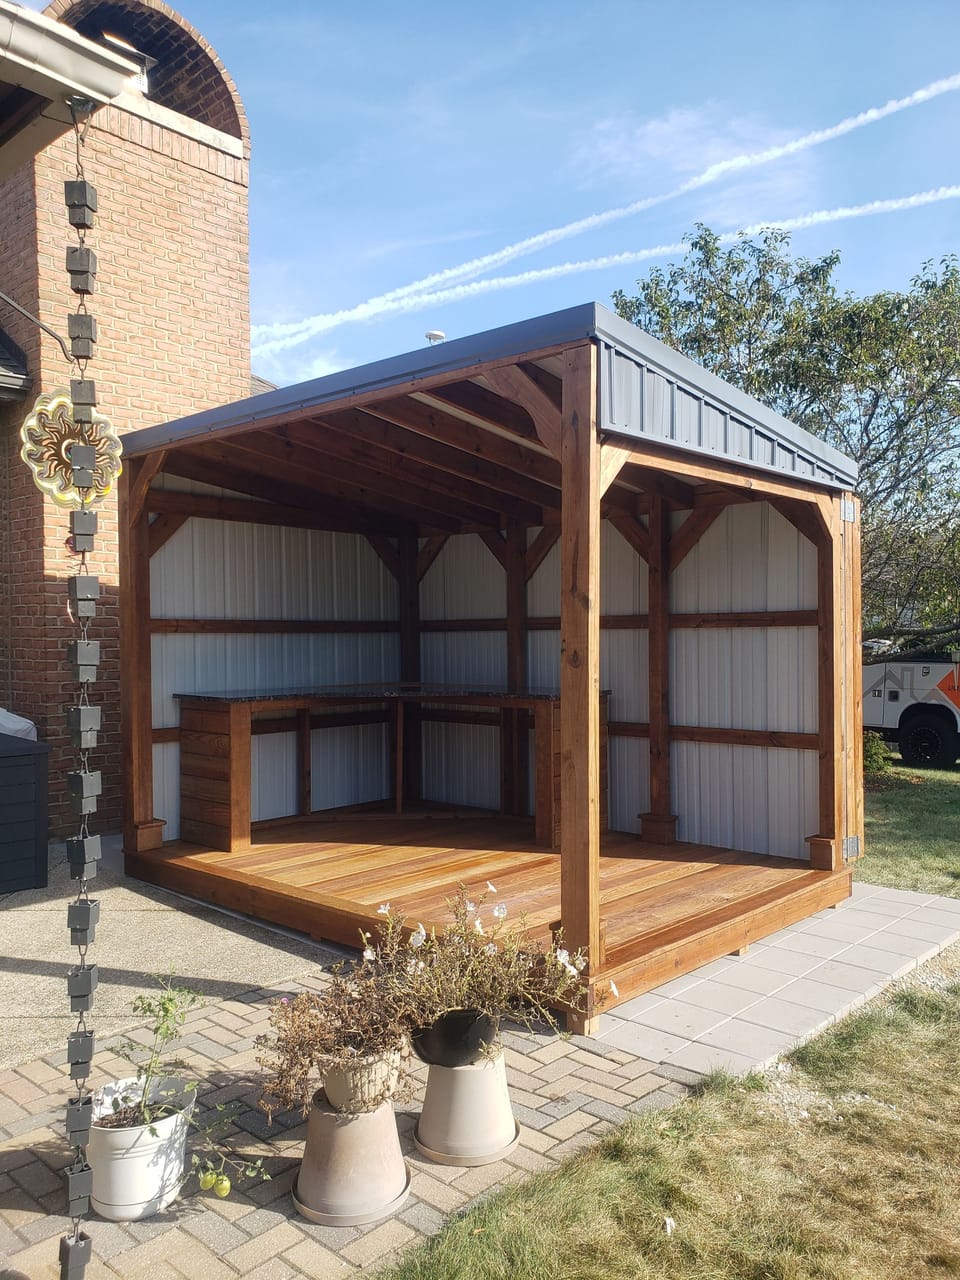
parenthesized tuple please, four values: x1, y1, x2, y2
(613, 227, 960, 650)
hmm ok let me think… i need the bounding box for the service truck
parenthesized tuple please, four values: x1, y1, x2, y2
(863, 653, 960, 767)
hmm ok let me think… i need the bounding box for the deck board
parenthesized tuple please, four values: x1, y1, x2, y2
(126, 811, 851, 1020)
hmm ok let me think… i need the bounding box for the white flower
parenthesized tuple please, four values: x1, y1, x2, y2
(562, 961, 579, 978)
(486, 881, 497, 894)
(609, 980, 619, 998)
(556, 948, 569, 966)
(484, 943, 497, 956)
(664, 1217, 675, 1237)
(574, 955, 587, 972)
(473, 917, 484, 935)
(362, 948, 375, 961)
(409, 923, 427, 949)
(406, 958, 425, 973)
(492, 903, 507, 920)
(377, 903, 390, 915)
(465, 900, 476, 914)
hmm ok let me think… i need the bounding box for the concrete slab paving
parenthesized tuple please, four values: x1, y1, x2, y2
(1, 845, 958, 1277)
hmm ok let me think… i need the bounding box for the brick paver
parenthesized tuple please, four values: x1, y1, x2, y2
(3, 882, 957, 1277)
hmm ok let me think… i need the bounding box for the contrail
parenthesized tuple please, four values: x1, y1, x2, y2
(253, 186, 960, 356)
(252, 71, 960, 353)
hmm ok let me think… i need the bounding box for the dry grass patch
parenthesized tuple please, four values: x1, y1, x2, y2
(382, 953, 960, 1280)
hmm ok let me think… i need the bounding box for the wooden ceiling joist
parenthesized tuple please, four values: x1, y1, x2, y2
(482, 365, 561, 458)
(361, 394, 562, 489)
(421, 381, 538, 441)
(310, 407, 561, 513)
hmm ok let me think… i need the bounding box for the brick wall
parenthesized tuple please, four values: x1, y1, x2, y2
(0, 68, 249, 836)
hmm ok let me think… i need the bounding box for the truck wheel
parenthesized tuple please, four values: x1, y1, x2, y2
(898, 714, 959, 768)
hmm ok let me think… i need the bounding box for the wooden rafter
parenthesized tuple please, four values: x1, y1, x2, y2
(222, 431, 505, 531)
(276, 420, 545, 526)
(146, 487, 407, 537)
(312, 406, 560, 512)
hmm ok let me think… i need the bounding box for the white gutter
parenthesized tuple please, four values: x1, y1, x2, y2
(0, 0, 137, 175)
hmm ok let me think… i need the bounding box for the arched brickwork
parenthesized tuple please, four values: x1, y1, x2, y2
(43, 0, 249, 148)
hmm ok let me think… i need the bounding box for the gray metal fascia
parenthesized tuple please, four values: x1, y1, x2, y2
(591, 303, 858, 487)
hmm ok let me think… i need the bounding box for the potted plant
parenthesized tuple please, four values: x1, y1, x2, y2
(364, 887, 587, 1165)
(86, 978, 267, 1221)
(257, 961, 414, 1225)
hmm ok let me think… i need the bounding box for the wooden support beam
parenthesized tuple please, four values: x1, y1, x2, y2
(559, 342, 602, 1004)
(847, 495, 865, 861)
(669, 506, 724, 570)
(524, 525, 560, 582)
(128, 450, 167, 522)
(314, 406, 561, 512)
(365, 535, 401, 581)
(421, 381, 539, 441)
(150, 618, 400, 635)
(807, 496, 845, 871)
(640, 492, 677, 844)
(478, 529, 507, 569)
(605, 507, 649, 562)
(620, 463, 698, 509)
(364, 394, 561, 488)
(599, 440, 636, 496)
(483, 365, 563, 459)
(416, 535, 448, 582)
(120, 459, 165, 853)
(146, 487, 411, 537)
(398, 535, 422, 801)
(503, 521, 529, 816)
(297, 709, 312, 817)
(147, 512, 188, 558)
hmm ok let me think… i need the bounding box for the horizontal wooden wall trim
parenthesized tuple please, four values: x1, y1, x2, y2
(150, 618, 401, 635)
(420, 610, 817, 633)
(607, 721, 818, 750)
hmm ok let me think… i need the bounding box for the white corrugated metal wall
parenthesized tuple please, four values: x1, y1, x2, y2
(671, 502, 818, 856)
(149, 482, 818, 856)
(419, 534, 505, 808)
(149, 478, 397, 838)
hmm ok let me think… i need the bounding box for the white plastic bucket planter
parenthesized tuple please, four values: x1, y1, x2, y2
(88, 1077, 196, 1221)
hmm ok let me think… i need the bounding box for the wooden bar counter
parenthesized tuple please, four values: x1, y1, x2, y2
(175, 685, 609, 854)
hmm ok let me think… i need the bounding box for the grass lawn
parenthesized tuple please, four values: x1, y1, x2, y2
(381, 954, 960, 1279)
(860, 759, 960, 897)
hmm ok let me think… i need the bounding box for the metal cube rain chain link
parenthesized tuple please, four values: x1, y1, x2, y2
(17, 98, 122, 1280)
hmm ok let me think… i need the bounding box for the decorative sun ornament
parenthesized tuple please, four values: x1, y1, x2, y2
(19, 388, 121, 507)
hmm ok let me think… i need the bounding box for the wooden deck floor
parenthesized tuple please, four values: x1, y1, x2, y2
(126, 811, 851, 1017)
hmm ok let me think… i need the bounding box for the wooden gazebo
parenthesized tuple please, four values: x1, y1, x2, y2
(119, 303, 863, 1031)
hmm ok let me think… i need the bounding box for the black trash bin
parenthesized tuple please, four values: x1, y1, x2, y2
(0, 732, 51, 891)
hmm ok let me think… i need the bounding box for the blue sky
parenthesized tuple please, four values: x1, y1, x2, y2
(38, 0, 960, 386)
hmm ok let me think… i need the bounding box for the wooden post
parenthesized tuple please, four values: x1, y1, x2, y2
(503, 521, 528, 814)
(397, 535, 421, 800)
(807, 495, 845, 870)
(296, 709, 312, 817)
(846, 495, 865, 860)
(119, 460, 164, 854)
(559, 343, 602, 992)
(640, 492, 677, 843)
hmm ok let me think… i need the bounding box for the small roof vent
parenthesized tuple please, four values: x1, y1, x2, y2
(101, 31, 156, 94)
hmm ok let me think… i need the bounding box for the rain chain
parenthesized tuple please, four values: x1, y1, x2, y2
(60, 100, 103, 1280)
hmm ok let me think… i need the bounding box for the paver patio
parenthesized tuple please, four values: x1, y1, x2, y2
(1, 877, 958, 1277)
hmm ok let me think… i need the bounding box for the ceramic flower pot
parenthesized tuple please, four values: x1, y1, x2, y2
(321, 1046, 403, 1114)
(411, 1010, 499, 1068)
(414, 1052, 520, 1166)
(87, 1077, 196, 1221)
(292, 1090, 410, 1226)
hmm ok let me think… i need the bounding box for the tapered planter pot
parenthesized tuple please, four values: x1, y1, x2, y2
(414, 1053, 520, 1166)
(292, 1090, 411, 1226)
(88, 1077, 196, 1221)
